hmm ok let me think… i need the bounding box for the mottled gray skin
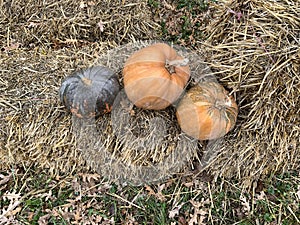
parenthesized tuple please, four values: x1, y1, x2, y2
(59, 66, 120, 118)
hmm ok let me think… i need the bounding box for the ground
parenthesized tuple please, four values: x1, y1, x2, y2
(0, 0, 299, 224)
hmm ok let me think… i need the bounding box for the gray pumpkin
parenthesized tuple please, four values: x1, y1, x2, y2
(59, 66, 120, 118)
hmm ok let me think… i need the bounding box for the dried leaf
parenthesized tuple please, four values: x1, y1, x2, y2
(2, 191, 22, 202)
(97, 21, 104, 32)
(296, 185, 300, 200)
(74, 210, 82, 223)
(87, 1, 96, 6)
(178, 216, 188, 225)
(144, 185, 166, 201)
(256, 191, 266, 201)
(169, 203, 184, 219)
(183, 182, 194, 188)
(79, 1, 86, 8)
(188, 200, 208, 225)
(3, 43, 20, 51)
(0, 200, 21, 218)
(78, 173, 101, 183)
(0, 173, 11, 185)
(28, 22, 41, 28)
(240, 195, 250, 214)
(145, 185, 156, 196)
(38, 214, 51, 225)
(188, 213, 197, 225)
(27, 212, 35, 222)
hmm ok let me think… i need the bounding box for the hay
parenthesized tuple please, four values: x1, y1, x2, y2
(1, 47, 91, 174)
(0, 0, 159, 47)
(1, 0, 299, 188)
(0, 0, 160, 175)
(197, 0, 300, 187)
(70, 40, 213, 185)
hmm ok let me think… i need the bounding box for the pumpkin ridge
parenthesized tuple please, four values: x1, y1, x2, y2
(176, 82, 238, 140)
(123, 43, 190, 110)
(62, 81, 78, 107)
(59, 66, 120, 118)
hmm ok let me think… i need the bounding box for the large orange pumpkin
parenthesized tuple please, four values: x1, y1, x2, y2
(123, 43, 190, 110)
(176, 82, 238, 140)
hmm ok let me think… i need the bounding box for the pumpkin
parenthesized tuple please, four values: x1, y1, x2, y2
(59, 66, 120, 118)
(123, 43, 190, 110)
(176, 82, 238, 140)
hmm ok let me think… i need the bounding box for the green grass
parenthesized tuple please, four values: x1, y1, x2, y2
(0, 167, 299, 224)
(176, 0, 208, 11)
(148, 0, 211, 46)
(1, 4, 299, 224)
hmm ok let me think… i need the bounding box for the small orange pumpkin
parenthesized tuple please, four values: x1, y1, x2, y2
(123, 43, 190, 110)
(176, 82, 238, 140)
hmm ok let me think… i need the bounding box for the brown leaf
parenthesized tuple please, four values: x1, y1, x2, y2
(183, 182, 194, 188)
(240, 195, 250, 214)
(79, 173, 101, 183)
(4, 206, 21, 217)
(145, 185, 166, 201)
(188, 213, 197, 225)
(169, 203, 184, 219)
(28, 22, 41, 28)
(188, 200, 208, 225)
(162, 0, 176, 10)
(79, 1, 86, 8)
(3, 43, 20, 51)
(0, 199, 21, 219)
(87, 1, 96, 6)
(2, 191, 22, 202)
(145, 185, 156, 196)
(0, 173, 12, 186)
(28, 212, 35, 222)
(74, 210, 82, 223)
(178, 216, 188, 225)
(97, 21, 104, 32)
(38, 214, 51, 225)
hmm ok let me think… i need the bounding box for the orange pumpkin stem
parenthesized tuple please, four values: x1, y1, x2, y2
(165, 58, 189, 74)
(123, 43, 191, 110)
(166, 58, 189, 67)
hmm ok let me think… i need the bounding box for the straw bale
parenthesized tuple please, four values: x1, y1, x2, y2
(196, 0, 300, 187)
(0, 0, 159, 48)
(0, 0, 160, 176)
(65, 40, 211, 185)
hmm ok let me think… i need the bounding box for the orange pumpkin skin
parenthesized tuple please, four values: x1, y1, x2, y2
(176, 82, 238, 140)
(123, 43, 190, 110)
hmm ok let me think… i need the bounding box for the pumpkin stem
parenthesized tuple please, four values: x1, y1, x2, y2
(81, 77, 92, 86)
(165, 58, 189, 74)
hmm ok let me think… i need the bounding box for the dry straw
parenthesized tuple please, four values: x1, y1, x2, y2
(1, 0, 299, 188)
(200, 0, 300, 187)
(76, 40, 213, 185)
(0, 0, 160, 175)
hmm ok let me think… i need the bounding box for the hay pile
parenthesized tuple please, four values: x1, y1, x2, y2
(0, 0, 158, 47)
(1, 0, 299, 187)
(72, 41, 212, 185)
(199, 0, 300, 186)
(0, 0, 160, 174)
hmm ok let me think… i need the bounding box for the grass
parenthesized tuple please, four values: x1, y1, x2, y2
(1, 0, 299, 224)
(1, 168, 299, 224)
(147, 0, 211, 46)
